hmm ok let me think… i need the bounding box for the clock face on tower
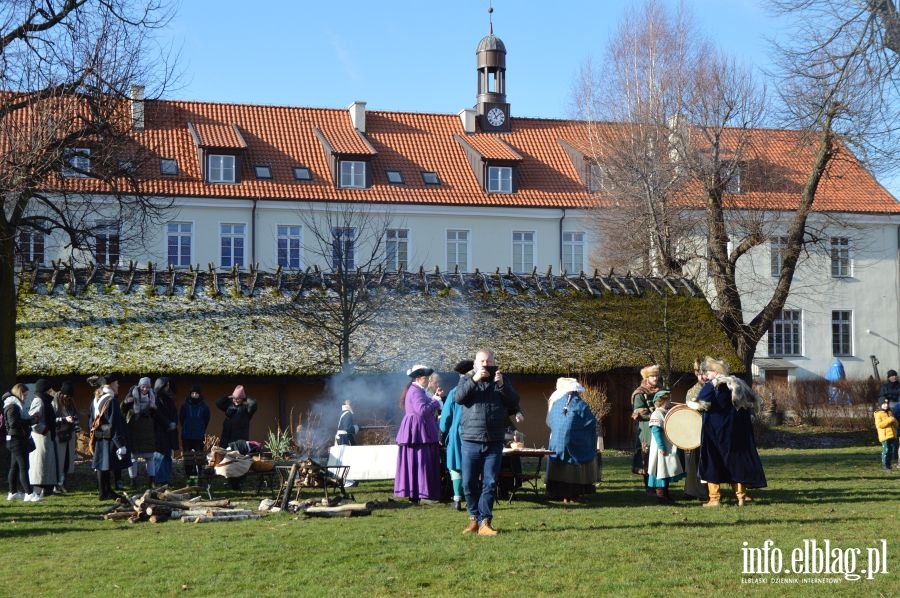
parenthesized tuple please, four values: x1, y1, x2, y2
(486, 107, 506, 127)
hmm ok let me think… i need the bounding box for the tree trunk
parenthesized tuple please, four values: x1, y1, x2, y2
(0, 227, 17, 391)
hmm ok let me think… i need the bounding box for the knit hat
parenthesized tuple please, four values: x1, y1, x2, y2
(888, 369, 898, 378)
(653, 389, 671, 406)
(34, 378, 51, 393)
(232, 385, 246, 400)
(60, 381, 75, 395)
(702, 357, 729, 376)
(640, 365, 660, 380)
(406, 365, 434, 378)
(139, 377, 152, 387)
(191, 384, 201, 393)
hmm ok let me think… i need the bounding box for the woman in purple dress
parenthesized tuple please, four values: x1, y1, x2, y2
(394, 364, 442, 504)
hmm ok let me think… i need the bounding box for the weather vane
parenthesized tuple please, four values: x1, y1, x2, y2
(488, 2, 493, 35)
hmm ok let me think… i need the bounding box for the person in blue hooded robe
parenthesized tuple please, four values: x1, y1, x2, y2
(545, 380, 599, 503)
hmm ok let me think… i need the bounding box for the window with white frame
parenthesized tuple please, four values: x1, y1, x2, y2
(512, 231, 535, 273)
(94, 222, 120, 266)
(331, 227, 356, 271)
(830, 237, 851, 277)
(220, 223, 245, 268)
(16, 230, 45, 267)
(339, 160, 366, 188)
(487, 166, 512, 193)
(277, 225, 302, 269)
(832, 310, 853, 356)
(725, 164, 742, 193)
(62, 147, 90, 178)
(446, 230, 469, 272)
(166, 222, 192, 267)
(562, 231, 584, 274)
(386, 228, 408, 271)
(770, 236, 788, 277)
(768, 309, 802, 356)
(208, 154, 236, 183)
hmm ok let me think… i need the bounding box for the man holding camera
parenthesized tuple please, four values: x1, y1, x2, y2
(454, 349, 520, 536)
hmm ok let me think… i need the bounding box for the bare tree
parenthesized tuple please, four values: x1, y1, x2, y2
(293, 203, 400, 372)
(0, 0, 178, 390)
(571, 0, 700, 275)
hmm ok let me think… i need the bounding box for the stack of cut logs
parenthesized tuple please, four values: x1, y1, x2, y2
(102, 487, 261, 524)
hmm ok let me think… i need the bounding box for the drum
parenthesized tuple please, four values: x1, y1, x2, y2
(663, 403, 702, 450)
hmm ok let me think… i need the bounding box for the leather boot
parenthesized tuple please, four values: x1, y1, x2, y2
(462, 517, 478, 534)
(703, 482, 721, 507)
(478, 519, 499, 536)
(97, 471, 106, 500)
(656, 488, 674, 504)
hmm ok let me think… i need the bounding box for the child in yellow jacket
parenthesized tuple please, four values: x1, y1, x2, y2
(874, 397, 898, 471)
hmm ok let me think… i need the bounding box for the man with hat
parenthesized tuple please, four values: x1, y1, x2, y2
(454, 349, 520, 536)
(696, 357, 766, 507)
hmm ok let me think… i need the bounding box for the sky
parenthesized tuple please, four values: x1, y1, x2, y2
(156, 0, 898, 195)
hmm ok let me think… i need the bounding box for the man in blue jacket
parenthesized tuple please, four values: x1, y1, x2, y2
(454, 349, 520, 536)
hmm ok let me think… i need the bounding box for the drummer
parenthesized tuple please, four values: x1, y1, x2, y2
(647, 390, 685, 504)
(682, 359, 709, 500)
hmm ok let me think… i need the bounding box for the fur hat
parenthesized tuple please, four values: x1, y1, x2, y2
(59, 381, 75, 396)
(34, 378, 51, 393)
(231, 385, 246, 400)
(702, 356, 729, 376)
(406, 364, 434, 378)
(640, 365, 660, 380)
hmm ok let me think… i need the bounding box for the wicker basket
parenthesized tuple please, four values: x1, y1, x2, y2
(250, 455, 275, 472)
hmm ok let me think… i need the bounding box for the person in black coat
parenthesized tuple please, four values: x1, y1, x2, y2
(216, 385, 257, 448)
(4, 384, 39, 501)
(152, 377, 179, 486)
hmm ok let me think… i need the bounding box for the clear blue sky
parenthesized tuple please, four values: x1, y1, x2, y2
(158, 0, 899, 196)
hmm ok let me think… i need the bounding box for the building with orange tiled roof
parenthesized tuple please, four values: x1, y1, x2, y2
(17, 28, 900, 383)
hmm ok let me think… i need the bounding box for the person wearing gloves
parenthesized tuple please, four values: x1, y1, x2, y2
(874, 397, 897, 471)
(90, 373, 131, 501)
(51, 381, 80, 494)
(545, 378, 599, 504)
(454, 349, 520, 536)
(646, 390, 685, 504)
(28, 378, 60, 499)
(216, 385, 257, 448)
(4, 384, 40, 502)
(394, 365, 443, 504)
(121, 376, 157, 488)
(152, 377, 178, 486)
(334, 400, 359, 446)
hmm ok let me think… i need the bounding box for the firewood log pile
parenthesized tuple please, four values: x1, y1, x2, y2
(101, 486, 262, 524)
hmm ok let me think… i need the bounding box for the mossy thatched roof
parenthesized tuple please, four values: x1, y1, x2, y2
(15, 265, 742, 377)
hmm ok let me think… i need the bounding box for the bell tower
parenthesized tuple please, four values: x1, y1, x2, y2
(475, 7, 510, 132)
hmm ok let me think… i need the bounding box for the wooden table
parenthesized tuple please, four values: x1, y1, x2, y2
(500, 448, 554, 503)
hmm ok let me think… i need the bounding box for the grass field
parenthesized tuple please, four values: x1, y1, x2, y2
(1, 442, 896, 597)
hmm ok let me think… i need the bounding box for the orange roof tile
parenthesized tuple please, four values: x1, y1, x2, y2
(27, 97, 900, 214)
(189, 122, 247, 148)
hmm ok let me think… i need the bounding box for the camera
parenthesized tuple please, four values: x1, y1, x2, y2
(484, 365, 499, 378)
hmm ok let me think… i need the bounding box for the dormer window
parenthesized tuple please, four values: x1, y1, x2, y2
(208, 154, 236, 183)
(726, 164, 743, 193)
(254, 165, 272, 179)
(422, 171, 440, 185)
(160, 158, 178, 176)
(588, 163, 603, 193)
(293, 166, 312, 181)
(386, 169, 404, 184)
(487, 165, 512, 193)
(340, 160, 366, 189)
(62, 148, 90, 178)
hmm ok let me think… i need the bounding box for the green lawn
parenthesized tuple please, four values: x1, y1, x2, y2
(1, 445, 896, 597)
